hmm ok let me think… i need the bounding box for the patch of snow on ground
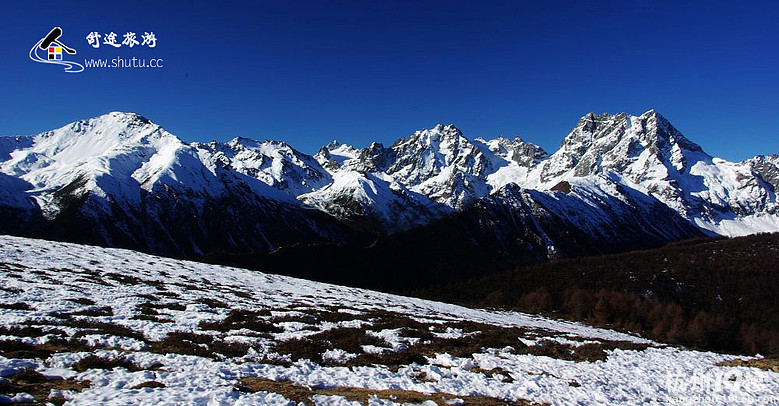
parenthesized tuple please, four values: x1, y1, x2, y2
(0, 235, 777, 405)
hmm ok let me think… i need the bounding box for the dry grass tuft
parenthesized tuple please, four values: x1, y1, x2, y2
(67, 297, 96, 305)
(196, 297, 229, 309)
(62, 318, 145, 341)
(717, 358, 779, 372)
(470, 367, 515, 383)
(0, 337, 99, 359)
(104, 272, 143, 285)
(73, 354, 144, 372)
(237, 376, 540, 405)
(0, 325, 66, 338)
(199, 309, 281, 334)
(69, 306, 114, 317)
(130, 380, 166, 389)
(269, 309, 648, 369)
(0, 369, 90, 406)
(148, 331, 250, 359)
(0, 302, 32, 311)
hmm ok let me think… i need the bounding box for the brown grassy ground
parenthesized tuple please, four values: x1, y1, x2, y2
(718, 358, 779, 372)
(238, 377, 543, 405)
(0, 369, 90, 406)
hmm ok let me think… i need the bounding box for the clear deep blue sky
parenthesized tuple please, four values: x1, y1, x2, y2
(1, 1, 777, 159)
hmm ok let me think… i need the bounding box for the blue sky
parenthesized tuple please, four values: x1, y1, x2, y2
(1, 0, 777, 160)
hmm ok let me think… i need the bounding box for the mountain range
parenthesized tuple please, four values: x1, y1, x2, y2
(1, 110, 777, 268)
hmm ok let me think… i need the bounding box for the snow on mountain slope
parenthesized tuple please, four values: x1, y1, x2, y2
(0, 136, 33, 163)
(313, 141, 361, 171)
(0, 112, 252, 221)
(298, 170, 447, 231)
(0, 112, 183, 214)
(197, 137, 332, 197)
(0, 112, 306, 210)
(451, 178, 703, 263)
(475, 136, 549, 193)
(744, 154, 779, 192)
(0, 110, 777, 258)
(0, 113, 360, 257)
(303, 113, 776, 237)
(382, 124, 494, 209)
(1, 235, 777, 405)
(525, 110, 778, 236)
(302, 125, 550, 225)
(0, 173, 36, 211)
(477, 136, 549, 168)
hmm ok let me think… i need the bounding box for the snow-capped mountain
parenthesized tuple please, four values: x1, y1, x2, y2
(197, 137, 332, 197)
(298, 170, 446, 232)
(313, 140, 361, 171)
(0, 112, 361, 256)
(303, 124, 552, 229)
(525, 110, 779, 235)
(744, 154, 779, 192)
(381, 124, 494, 209)
(0, 110, 776, 261)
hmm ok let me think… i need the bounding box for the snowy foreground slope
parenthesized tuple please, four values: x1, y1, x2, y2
(1, 236, 778, 405)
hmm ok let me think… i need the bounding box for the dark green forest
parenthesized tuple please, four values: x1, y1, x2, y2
(418, 233, 779, 356)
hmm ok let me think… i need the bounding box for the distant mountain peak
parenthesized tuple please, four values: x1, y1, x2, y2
(430, 124, 464, 140)
(80, 111, 157, 132)
(561, 109, 703, 155)
(227, 137, 294, 151)
(103, 111, 151, 121)
(433, 123, 462, 133)
(226, 136, 255, 147)
(324, 139, 342, 149)
(638, 109, 704, 154)
(1, 109, 777, 252)
(314, 140, 359, 171)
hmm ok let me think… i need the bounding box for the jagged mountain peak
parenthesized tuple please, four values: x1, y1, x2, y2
(27, 111, 181, 160)
(197, 136, 331, 198)
(2, 112, 183, 184)
(226, 136, 259, 146)
(476, 136, 548, 167)
(526, 110, 779, 234)
(547, 110, 706, 179)
(67, 111, 161, 138)
(324, 139, 343, 149)
(391, 124, 480, 167)
(318, 140, 360, 158)
(576, 111, 627, 132)
(314, 140, 360, 171)
(317, 139, 358, 155)
(341, 141, 389, 173)
(433, 123, 463, 135)
(744, 154, 779, 192)
(62, 111, 154, 129)
(225, 136, 298, 152)
(102, 111, 153, 123)
(398, 124, 465, 147)
(1, 110, 777, 249)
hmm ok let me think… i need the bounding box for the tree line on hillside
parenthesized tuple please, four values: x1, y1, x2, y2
(419, 233, 779, 356)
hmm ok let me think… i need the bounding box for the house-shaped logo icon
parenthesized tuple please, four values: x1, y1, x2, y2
(29, 27, 84, 73)
(48, 45, 63, 60)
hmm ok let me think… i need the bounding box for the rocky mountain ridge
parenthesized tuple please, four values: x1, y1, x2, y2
(0, 110, 776, 260)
